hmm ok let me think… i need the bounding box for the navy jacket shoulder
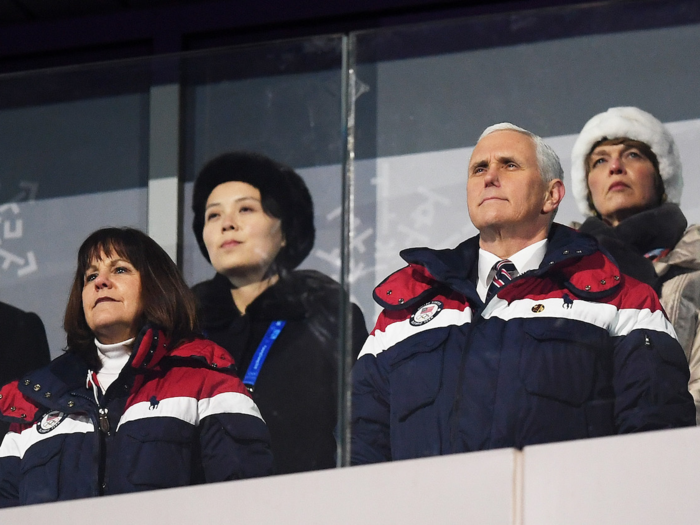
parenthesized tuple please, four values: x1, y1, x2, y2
(351, 224, 695, 464)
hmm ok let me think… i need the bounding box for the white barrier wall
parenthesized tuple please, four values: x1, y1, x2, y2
(2, 427, 699, 524)
(523, 426, 700, 525)
(0, 448, 519, 524)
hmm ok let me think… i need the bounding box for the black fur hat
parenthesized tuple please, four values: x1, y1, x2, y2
(192, 151, 315, 271)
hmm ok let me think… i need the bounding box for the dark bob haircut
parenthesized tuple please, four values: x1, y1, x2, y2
(64, 227, 198, 368)
(192, 151, 315, 271)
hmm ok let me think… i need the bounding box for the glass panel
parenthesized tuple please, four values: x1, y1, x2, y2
(351, 0, 700, 324)
(0, 60, 152, 358)
(180, 36, 353, 474)
(0, 34, 353, 507)
(180, 37, 347, 285)
(348, 0, 700, 459)
(4, 0, 698, 502)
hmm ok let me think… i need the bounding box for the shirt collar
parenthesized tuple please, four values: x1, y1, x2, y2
(95, 337, 134, 366)
(477, 239, 548, 300)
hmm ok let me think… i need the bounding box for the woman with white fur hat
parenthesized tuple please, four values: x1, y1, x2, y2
(571, 106, 700, 423)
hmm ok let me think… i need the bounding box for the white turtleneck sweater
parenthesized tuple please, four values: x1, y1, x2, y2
(94, 338, 134, 394)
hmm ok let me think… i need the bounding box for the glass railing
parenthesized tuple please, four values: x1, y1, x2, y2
(0, 0, 699, 506)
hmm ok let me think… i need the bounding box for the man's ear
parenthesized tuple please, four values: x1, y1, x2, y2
(542, 179, 565, 215)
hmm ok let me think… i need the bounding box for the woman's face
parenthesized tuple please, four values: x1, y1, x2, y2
(587, 141, 659, 226)
(82, 252, 142, 344)
(202, 181, 285, 284)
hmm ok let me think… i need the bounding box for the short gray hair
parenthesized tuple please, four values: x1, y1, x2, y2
(478, 122, 564, 184)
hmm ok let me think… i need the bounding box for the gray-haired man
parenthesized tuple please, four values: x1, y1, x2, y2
(351, 123, 694, 464)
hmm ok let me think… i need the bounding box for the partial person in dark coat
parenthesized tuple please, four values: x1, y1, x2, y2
(192, 151, 368, 474)
(0, 301, 50, 441)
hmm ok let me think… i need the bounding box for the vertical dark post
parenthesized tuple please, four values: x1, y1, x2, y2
(337, 33, 357, 468)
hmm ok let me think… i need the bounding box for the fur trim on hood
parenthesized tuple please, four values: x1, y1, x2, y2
(570, 107, 683, 217)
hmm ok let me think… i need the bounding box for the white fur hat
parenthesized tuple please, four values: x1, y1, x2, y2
(570, 106, 683, 217)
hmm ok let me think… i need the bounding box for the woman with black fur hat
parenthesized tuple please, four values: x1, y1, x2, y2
(191, 151, 368, 474)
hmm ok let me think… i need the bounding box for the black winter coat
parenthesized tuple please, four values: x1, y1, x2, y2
(0, 302, 50, 442)
(193, 270, 368, 474)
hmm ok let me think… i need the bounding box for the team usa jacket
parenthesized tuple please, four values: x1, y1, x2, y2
(351, 224, 695, 464)
(0, 326, 274, 507)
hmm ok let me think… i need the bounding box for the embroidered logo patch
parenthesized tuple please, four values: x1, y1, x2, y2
(562, 293, 574, 309)
(410, 301, 443, 326)
(531, 304, 545, 313)
(37, 411, 67, 434)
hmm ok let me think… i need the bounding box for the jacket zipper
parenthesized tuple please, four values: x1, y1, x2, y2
(70, 390, 107, 496)
(98, 408, 110, 433)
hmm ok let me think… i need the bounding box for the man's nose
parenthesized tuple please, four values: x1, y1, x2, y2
(483, 165, 499, 184)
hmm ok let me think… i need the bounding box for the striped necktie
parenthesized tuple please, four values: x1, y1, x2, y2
(486, 259, 516, 301)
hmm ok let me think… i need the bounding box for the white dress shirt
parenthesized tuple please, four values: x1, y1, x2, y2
(476, 239, 548, 302)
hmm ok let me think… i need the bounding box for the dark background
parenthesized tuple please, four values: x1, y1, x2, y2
(0, 0, 590, 74)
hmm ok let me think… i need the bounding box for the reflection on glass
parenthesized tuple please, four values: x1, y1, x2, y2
(0, 60, 151, 356)
(0, 55, 157, 507)
(180, 37, 364, 473)
(347, 0, 700, 465)
(2, 0, 699, 510)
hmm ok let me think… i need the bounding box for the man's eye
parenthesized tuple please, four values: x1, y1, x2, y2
(506, 163, 517, 169)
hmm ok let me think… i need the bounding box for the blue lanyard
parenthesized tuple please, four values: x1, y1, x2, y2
(243, 320, 286, 392)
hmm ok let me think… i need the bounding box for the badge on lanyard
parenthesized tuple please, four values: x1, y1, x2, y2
(243, 320, 286, 392)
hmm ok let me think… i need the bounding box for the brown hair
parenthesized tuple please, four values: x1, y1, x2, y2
(64, 227, 198, 368)
(585, 137, 666, 215)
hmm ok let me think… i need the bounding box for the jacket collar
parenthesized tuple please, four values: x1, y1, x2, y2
(196, 272, 307, 329)
(126, 325, 236, 372)
(374, 223, 622, 310)
(581, 203, 687, 256)
(0, 381, 42, 424)
(128, 326, 169, 370)
(0, 351, 91, 423)
(0, 326, 236, 424)
(0, 330, 166, 423)
(655, 224, 700, 273)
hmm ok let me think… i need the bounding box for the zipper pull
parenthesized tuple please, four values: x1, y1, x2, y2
(98, 408, 110, 434)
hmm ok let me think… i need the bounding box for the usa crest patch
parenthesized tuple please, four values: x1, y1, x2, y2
(410, 300, 443, 326)
(37, 410, 67, 434)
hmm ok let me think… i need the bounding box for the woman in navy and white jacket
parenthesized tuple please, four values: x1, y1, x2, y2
(0, 227, 273, 507)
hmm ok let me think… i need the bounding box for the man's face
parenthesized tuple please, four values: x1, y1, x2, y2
(467, 130, 550, 235)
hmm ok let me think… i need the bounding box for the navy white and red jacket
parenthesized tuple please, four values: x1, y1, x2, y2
(0, 326, 273, 507)
(351, 224, 695, 464)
